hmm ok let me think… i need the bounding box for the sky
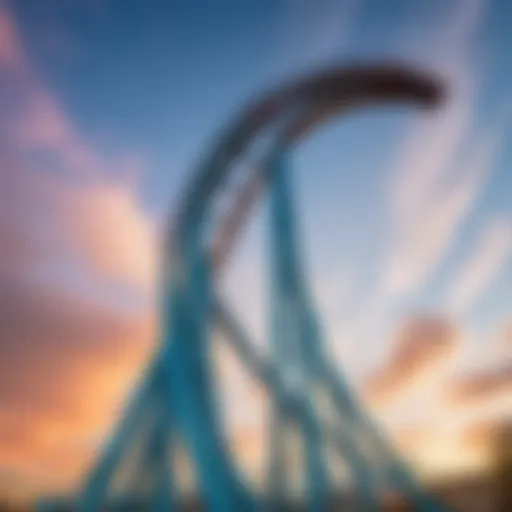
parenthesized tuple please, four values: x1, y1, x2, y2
(0, 0, 511, 503)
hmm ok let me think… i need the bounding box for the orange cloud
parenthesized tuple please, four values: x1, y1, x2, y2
(390, 425, 443, 465)
(0, 284, 155, 488)
(364, 316, 458, 405)
(58, 183, 157, 291)
(391, 420, 500, 478)
(461, 420, 499, 453)
(448, 365, 512, 405)
(456, 418, 512, 474)
(0, 6, 158, 498)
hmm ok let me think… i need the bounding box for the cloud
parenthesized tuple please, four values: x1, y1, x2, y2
(502, 323, 512, 350)
(0, 7, 22, 67)
(454, 417, 512, 472)
(57, 182, 157, 291)
(460, 419, 503, 453)
(0, 157, 157, 297)
(382, 0, 503, 297)
(1, 0, 509, 498)
(364, 316, 458, 406)
(0, 7, 158, 494)
(446, 219, 512, 315)
(0, 282, 155, 492)
(0, 9, 157, 294)
(390, 419, 496, 477)
(382, 351, 511, 475)
(449, 364, 512, 405)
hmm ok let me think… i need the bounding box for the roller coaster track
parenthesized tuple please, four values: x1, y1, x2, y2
(40, 63, 449, 512)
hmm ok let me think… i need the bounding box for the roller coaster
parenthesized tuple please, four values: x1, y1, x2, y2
(39, 63, 447, 511)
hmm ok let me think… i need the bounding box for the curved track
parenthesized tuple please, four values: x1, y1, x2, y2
(171, 64, 442, 262)
(73, 64, 446, 512)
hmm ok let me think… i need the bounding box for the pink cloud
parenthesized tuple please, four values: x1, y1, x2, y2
(0, 8, 22, 67)
(0, 6, 157, 294)
(16, 90, 73, 149)
(58, 183, 157, 291)
(0, 6, 158, 496)
(364, 316, 459, 405)
(449, 365, 512, 405)
(0, 283, 155, 492)
(382, 0, 505, 298)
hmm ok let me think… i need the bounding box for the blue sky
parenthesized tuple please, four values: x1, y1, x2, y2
(1, 0, 512, 500)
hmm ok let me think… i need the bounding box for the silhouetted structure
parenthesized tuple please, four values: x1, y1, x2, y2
(494, 422, 512, 512)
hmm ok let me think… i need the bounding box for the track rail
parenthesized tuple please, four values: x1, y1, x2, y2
(169, 64, 443, 266)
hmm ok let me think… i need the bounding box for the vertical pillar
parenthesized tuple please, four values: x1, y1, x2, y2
(77, 367, 158, 511)
(163, 212, 256, 512)
(146, 382, 176, 511)
(268, 149, 328, 511)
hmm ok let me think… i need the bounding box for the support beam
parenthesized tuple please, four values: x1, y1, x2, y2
(215, 300, 378, 509)
(163, 230, 257, 512)
(267, 149, 329, 511)
(68, 65, 447, 512)
(77, 367, 158, 511)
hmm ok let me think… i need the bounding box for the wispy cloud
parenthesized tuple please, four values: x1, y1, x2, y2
(0, 7, 156, 295)
(0, 7, 22, 68)
(382, 0, 498, 297)
(461, 418, 508, 455)
(449, 364, 512, 406)
(0, 6, 157, 493)
(363, 316, 458, 406)
(446, 219, 512, 315)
